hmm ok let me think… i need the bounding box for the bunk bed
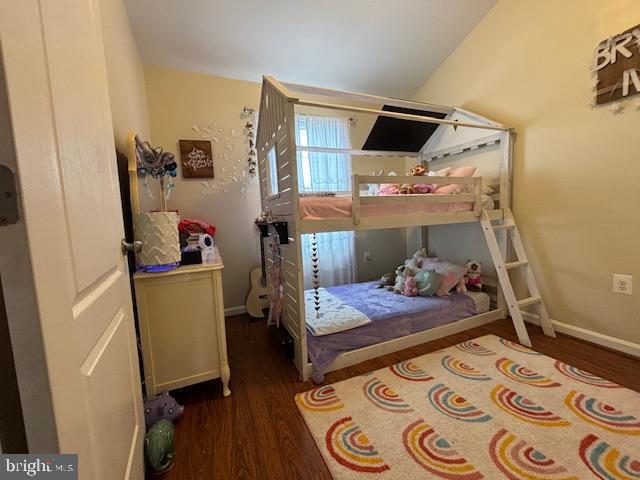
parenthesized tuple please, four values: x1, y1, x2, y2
(256, 76, 555, 382)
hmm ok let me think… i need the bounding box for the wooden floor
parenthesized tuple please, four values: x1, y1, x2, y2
(160, 315, 640, 480)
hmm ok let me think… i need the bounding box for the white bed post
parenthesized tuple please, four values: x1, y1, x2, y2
(287, 100, 309, 380)
(473, 177, 482, 216)
(352, 175, 361, 225)
(496, 130, 514, 317)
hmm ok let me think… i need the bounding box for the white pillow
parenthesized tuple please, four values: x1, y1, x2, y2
(427, 167, 452, 177)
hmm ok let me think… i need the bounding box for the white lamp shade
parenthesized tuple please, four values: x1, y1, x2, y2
(134, 212, 181, 267)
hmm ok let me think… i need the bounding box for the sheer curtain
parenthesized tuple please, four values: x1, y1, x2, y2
(296, 115, 356, 289)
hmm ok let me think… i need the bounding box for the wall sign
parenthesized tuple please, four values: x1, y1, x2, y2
(593, 25, 640, 105)
(179, 140, 214, 178)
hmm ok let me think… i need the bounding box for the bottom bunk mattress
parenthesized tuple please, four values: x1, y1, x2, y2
(306, 281, 490, 374)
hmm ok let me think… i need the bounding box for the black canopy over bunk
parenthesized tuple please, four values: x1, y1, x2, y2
(362, 105, 447, 152)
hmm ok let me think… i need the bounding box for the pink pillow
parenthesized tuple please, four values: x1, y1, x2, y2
(449, 166, 477, 177)
(434, 184, 460, 194)
(435, 166, 476, 194)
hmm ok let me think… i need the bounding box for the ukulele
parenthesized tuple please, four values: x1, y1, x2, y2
(246, 233, 270, 318)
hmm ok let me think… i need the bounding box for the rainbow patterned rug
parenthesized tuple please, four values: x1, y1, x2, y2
(295, 334, 640, 479)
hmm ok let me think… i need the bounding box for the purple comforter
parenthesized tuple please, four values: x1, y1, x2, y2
(306, 281, 478, 373)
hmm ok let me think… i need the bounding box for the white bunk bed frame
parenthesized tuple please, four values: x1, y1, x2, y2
(256, 76, 547, 381)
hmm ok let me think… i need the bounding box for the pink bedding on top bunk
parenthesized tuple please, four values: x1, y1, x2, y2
(299, 195, 475, 220)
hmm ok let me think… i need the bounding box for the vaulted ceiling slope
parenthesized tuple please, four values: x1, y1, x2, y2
(124, 0, 495, 97)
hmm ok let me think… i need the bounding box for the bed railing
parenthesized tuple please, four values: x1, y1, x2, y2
(352, 175, 483, 225)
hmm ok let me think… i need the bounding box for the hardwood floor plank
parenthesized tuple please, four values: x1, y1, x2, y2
(157, 315, 640, 479)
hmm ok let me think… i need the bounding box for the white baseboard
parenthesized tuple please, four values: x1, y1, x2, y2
(521, 311, 640, 358)
(224, 305, 247, 317)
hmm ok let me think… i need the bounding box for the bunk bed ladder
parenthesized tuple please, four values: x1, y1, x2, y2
(480, 208, 556, 347)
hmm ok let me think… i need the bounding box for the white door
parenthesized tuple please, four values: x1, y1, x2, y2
(0, 1, 144, 479)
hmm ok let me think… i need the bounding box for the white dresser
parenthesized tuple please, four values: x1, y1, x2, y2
(134, 263, 230, 397)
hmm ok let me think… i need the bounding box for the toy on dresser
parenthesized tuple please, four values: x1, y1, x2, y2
(464, 260, 483, 291)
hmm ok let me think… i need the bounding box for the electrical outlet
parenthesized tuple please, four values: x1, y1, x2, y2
(363, 251, 372, 262)
(612, 274, 633, 295)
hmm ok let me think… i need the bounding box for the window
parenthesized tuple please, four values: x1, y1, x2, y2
(266, 146, 278, 196)
(295, 114, 356, 288)
(296, 117, 313, 191)
(295, 115, 352, 193)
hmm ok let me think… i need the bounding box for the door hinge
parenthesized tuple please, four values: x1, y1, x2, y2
(0, 165, 18, 226)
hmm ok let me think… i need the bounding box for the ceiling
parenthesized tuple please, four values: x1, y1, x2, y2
(124, 0, 495, 98)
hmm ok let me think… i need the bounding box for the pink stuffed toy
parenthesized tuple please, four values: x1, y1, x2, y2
(403, 270, 418, 297)
(378, 183, 399, 195)
(464, 260, 482, 291)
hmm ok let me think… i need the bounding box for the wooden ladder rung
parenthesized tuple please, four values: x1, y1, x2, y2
(505, 260, 528, 269)
(492, 223, 515, 230)
(517, 296, 541, 308)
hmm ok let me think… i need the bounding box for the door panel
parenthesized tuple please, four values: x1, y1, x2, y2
(72, 269, 127, 355)
(40, 0, 121, 293)
(81, 311, 141, 479)
(0, 1, 144, 478)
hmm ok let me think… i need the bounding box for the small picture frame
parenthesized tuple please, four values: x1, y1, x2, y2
(179, 140, 214, 178)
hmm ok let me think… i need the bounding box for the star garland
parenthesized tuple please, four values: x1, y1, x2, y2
(311, 234, 320, 319)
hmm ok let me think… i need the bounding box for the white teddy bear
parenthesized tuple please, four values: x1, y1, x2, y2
(405, 248, 429, 270)
(392, 265, 406, 294)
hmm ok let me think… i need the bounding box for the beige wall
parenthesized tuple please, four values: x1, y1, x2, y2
(143, 65, 262, 309)
(100, 0, 150, 152)
(413, 0, 640, 344)
(141, 69, 412, 308)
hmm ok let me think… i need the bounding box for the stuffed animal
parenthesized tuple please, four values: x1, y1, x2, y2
(399, 182, 435, 195)
(398, 183, 416, 195)
(397, 166, 429, 195)
(456, 276, 468, 293)
(392, 265, 406, 293)
(415, 269, 442, 297)
(464, 260, 483, 291)
(409, 165, 427, 176)
(145, 420, 175, 473)
(377, 271, 395, 289)
(403, 269, 418, 296)
(144, 392, 184, 430)
(378, 171, 399, 195)
(406, 248, 429, 270)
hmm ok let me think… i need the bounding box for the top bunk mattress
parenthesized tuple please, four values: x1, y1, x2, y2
(299, 194, 494, 220)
